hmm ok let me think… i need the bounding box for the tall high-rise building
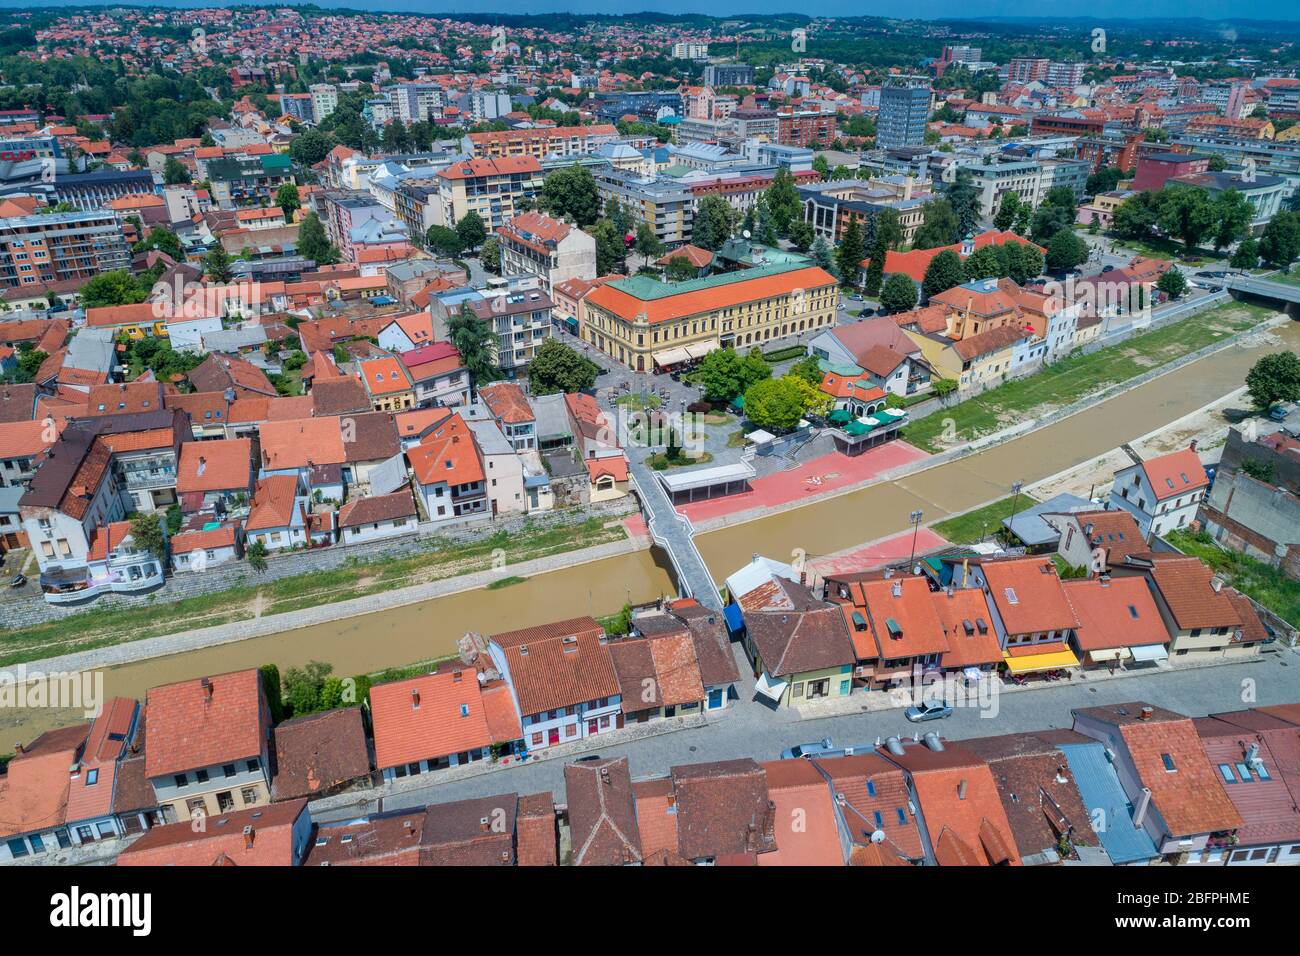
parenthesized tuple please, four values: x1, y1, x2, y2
(1009, 58, 1050, 84)
(877, 77, 931, 149)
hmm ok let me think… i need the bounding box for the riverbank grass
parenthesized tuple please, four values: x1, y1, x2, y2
(1166, 529, 1300, 626)
(903, 302, 1274, 453)
(931, 495, 1032, 546)
(0, 518, 627, 668)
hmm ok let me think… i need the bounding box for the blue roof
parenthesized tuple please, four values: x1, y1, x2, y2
(1057, 741, 1159, 865)
(724, 603, 745, 634)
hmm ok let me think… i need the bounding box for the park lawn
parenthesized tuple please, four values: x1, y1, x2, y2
(616, 393, 663, 410)
(931, 495, 1030, 545)
(647, 450, 714, 470)
(1166, 530, 1300, 627)
(1107, 233, 1216, 265)
(904, 302, 1274, 452)
(1268, 270, 1300, 287)
(0, 518, 626, 667)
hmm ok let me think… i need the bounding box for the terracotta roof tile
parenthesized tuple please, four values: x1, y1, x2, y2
(144, 668, 268, 780)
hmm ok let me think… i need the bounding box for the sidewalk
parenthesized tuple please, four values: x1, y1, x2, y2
(309, 706, 731, 820)
(791, 644, 1296, 722)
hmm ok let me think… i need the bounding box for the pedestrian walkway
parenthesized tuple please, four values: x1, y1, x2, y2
(628, 461, 721, 610)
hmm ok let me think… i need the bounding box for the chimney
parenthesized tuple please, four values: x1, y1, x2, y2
(600, 767, 611, 785)
(13, 742, 23, 755)
(1140, 705, 1154, 720)
(891, 580, 902, 598)
(957, 779, 968, 800)
(1189, 438, 1198, 452)
(479, 816, 490, 832)
(1132, 787, 1153, 828)
(201, 677, 213, 701)
(411, 689, 420, 707)
(243, 824, 255, 849)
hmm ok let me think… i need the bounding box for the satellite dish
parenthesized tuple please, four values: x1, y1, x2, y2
(870, 829, 886, 844)
(742, 229, 751, 240)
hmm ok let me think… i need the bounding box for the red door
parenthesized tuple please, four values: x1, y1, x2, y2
(587, 718, 599, 735)
(547, 727, 559, 746)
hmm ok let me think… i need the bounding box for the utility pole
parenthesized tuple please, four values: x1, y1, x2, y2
(908, 509, 924, 569)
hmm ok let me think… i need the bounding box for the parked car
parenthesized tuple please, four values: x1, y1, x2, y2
(848, 293, 864, 301)
(904, 700, 954, 722)
(1101, 264, 1115, 273)
(1269, 403, 1293, 422)
(9, 574, 25, 588)
(780, 737, 834, 759)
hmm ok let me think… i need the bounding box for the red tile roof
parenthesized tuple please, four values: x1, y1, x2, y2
(370, 669, 514, 771)
(1063, 577, 1169, 652)
(975, 556, 1079, 636)
(117, 798, 308, 866)
(491, 616, 618, 717)
(175, 438, 253, 493)
(144, 669, 267, 779)
(1139, 448, 1209, 501)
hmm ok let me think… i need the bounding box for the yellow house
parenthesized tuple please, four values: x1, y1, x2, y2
(586, 455, 631, 503)
(902, 324, 1032, 396)
(735, 574, 858, 708)
(582, 262, 838, 372)
(85, 302, 169, 339)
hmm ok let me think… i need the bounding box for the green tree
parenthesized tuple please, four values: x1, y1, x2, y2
(812, 154, 830, 180)
(1045, 229, 1088, 273)
(633, 221, 664, 262)
(456, 211, 487, 252)
(1030, 204, 1071, 244)
(248, 539, 270, 572)
(922, 249, 965, 299)
(1112, 190, 1161, 240)
(696, 347, 770, 404)
(479, 236, 501, 274)
(835, 216, 866, 287)
(691, 195, 736, 251)
(810, 235, 834, 272)
(1230, 238, 1260, 271)
(128, 512, 166, 560)
(931, 377, 959, 401)
(1086, 164, 1123, 196)
(1157, 186, 1214, 255)
(880, 273, 919, 313)
(1209, 190, 1251, 253)
(789, 220, 815, 252)
(297, 212, 339, 264)
(275, 182, 300, 221)
(204, 244, 233, 283)
(449, 302, 499, 386)
(538, 164, 600, 226)
(1260, 211, 1300, 272)
(590, 219, 626, 275)
(912, 198, 959, 249)
(79, 270, 147, 308)
(289, 127, 336, 166)
(134, 227, 184, 261)
(527, 338, 600, 394)
(1157, 268, 1188, 299)
(665, 255, 700, 282)
(743, 377, 806, 432)
(763, 167, 801, 238)
(260, 664, 285, 723)
(862, 232, 888, 296)
(162, 155, 190, 185)
(993, 192, 1020, 232)
(962, 245, 1002, 281)
(946, 168, 980, 239)
(790, 354, 823, 385)
(283, 660, 333, 717)
(425, 225, 465, 258)
(1247, 351, 1300, 411)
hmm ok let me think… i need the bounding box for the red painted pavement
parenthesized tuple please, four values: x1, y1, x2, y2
(674, 442, 930, 524)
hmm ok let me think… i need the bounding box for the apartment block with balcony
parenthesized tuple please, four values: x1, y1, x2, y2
(468, 286, 555, 374)
(496, 210, 597, 295)
(0, 210, 130, 289)
(433, 157, 543, 231)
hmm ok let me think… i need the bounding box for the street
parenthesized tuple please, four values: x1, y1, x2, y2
(325, 649, 1300, 818)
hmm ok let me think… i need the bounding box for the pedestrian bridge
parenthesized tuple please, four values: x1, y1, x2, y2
(1224, 274, 1300, 306)
(628, 462, 722, 611)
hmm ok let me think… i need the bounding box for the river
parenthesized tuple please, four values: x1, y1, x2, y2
(5, 320, 1296, 740)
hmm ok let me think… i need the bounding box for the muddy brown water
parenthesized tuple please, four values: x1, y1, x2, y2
(5, 321, 1297, 741)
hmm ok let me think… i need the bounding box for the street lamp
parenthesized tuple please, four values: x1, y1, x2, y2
(1006, 481, 1024, 546)
(908, 509, 924, 569)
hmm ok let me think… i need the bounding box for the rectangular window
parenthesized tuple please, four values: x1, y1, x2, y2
(1218, 764, 1236, 784)
(1161, 753, 1176, 772)
(246, 758, 260, 774)
(173, 773, 188, 788)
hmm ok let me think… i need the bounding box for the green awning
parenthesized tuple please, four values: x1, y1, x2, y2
(828, 409, 852, 423)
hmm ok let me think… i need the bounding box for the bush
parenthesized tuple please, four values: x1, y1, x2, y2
(686, 400, 712, 414)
